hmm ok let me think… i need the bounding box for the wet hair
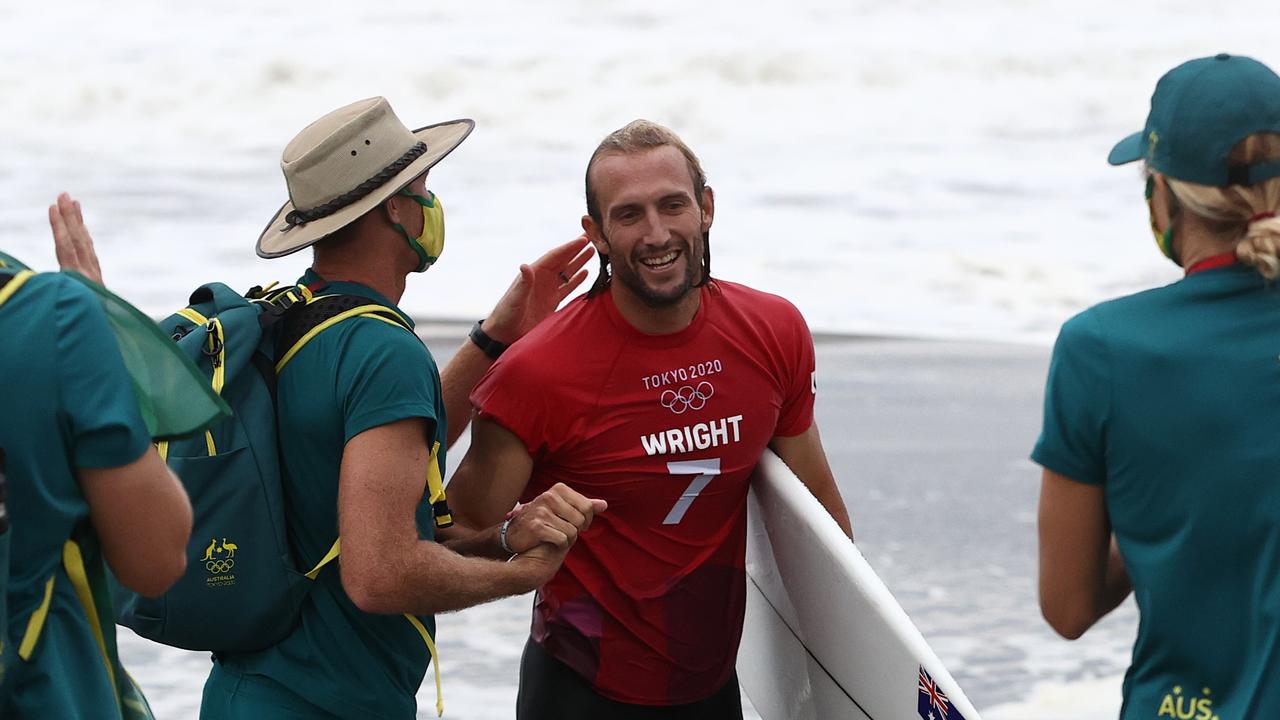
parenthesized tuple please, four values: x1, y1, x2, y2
(1165, 133, 1280, 278)
(584, 120, 711, 297)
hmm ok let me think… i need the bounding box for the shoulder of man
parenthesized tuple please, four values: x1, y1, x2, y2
(497, 294, 601, 362)
(708, 279, 809, 329)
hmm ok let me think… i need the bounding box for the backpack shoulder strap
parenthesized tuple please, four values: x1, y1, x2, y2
(0, 270, 35, 310)
(273, 294, 412, 373)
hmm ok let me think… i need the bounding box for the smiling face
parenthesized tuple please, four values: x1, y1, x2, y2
(584, 145, 714, 310)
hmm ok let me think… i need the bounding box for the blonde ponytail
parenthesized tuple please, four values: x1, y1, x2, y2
(1166, 133, 1280, 278)
(1237, 214, 1280, 279)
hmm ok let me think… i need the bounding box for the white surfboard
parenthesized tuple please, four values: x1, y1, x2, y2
(737, 451, 982, 720)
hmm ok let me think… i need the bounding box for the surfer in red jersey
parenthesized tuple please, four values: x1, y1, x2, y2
(448, 119, 852, 719)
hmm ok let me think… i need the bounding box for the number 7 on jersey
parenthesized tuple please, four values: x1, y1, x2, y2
(663, 458, 722, 525)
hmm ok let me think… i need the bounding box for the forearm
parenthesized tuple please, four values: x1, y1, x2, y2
(438, 521, 511, 561)
(811, 482, 853, 539)
(344, 537, 539, 616)
(1037, 470, 1131, 639)
(84, 448, 194, 597)
(1099, 537, 1132, 615)
(770, 426, 853, 538)
(439, 339, 495, 448)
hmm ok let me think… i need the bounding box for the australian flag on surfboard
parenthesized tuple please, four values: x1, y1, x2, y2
(918, 666, 967, 720)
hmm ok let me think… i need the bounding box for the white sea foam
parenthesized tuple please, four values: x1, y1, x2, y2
(4, 0, 1270, 344)
(7, 0, 1269, 715)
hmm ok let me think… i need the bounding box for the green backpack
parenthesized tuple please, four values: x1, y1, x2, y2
(112, 281, 453, 659)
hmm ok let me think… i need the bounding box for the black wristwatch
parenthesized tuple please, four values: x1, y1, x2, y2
(468, 320, 509, 360)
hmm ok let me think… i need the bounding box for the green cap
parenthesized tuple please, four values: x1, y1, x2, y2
(1108, 54, 1280, 186)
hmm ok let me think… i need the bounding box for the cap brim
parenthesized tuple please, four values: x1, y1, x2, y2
(1107, 131, 1144, 166)
(256, 117, 475, 259)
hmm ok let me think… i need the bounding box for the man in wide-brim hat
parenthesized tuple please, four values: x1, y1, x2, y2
(202, 97, 607, 719)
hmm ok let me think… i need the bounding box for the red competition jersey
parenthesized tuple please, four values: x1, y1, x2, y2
(470, 280, 816, 705)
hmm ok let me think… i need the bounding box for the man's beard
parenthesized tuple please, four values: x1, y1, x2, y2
(605, 231, 705, 309)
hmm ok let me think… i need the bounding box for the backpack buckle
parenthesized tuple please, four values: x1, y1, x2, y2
(256, 286, 313, 328)
(269, 286, 313, 312)
(202, 320, 224, 363)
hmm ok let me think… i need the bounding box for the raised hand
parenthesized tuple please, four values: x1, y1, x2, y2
(47, 192, 104, 285)
(481, 235, 594, 344)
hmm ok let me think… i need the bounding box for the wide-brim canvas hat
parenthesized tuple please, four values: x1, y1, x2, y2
(257, 97, 474, 258)
(1107, 53, 1280, 187)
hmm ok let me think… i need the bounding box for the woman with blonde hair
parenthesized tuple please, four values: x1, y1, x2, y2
(1035, 53, 1280, 719)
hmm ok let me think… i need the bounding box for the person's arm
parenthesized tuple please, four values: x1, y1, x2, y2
(80, 449, 193, 597)
(446, 416, 542, 529)
(440, 236, 593, 447)
(439, 482, 605, 560)
(1037, 468, 1132, 639)
(769, 422, 853, 538)
(338, 417, 595, 615)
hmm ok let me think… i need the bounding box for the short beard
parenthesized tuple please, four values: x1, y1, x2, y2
(605, 231, 703, 308)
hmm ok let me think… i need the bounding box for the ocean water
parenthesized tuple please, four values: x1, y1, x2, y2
(4, 0, 1274, 716)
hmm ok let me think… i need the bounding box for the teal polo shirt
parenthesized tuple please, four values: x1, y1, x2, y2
(0, 268, 153, 719)
(219, 270, 446, 720)
(1034, 263, 1280, 720)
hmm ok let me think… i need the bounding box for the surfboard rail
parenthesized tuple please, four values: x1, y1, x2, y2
(737, 451, 982, 720)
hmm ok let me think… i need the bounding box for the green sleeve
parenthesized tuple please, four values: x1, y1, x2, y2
(54, 277, 150, 469)
(335, 319, 442, 443)
(1031, 309, 1112, 485)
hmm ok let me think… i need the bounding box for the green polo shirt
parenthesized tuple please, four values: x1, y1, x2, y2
(0, 268, 153, 719)
(219, 270, 446, 720)
(1033, 263, 1280, 720)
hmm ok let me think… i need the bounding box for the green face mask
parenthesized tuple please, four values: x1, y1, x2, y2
(393, 189, 445, 272)
(1145, 175, 1178, 265)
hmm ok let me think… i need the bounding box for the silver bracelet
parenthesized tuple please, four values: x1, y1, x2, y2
(499, 517, 515, 556)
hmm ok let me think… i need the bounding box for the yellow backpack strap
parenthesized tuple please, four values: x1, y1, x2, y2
(301, 536, 445, 715)
(426, 442, 452, 529)
(406, 613, 445, 716)
(17, 575, 55, 660)
(62, 539, 121, 715)
(414, 441, 450, 714)
(303, 538, 342, 581)
(174, 307, 208, 326)
(275, 303, 411, 373)
(0, 269, 35, 310)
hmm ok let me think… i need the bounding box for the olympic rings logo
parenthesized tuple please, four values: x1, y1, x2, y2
(660, 382, 714, 414)
(206, 559, 235, 574)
